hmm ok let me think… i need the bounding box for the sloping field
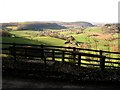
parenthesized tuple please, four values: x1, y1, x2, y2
(33, 36, 65, 46)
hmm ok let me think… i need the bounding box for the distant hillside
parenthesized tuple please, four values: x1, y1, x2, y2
(2, 23, 18, 27)
(58, 21, 94, 28)
(1, 22, 67, 30)
(17, 22, 67, 30)
(101, 23, 119, 33)
(2, 22, 19, 30)
(1, 21, 94, 30)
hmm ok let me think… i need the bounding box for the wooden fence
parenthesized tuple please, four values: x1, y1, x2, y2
(1, 43, 120, 71)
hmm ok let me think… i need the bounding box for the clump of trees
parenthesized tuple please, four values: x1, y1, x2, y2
(0, 30, 11, 37)
(2, 23, 18, 27)
(102, 24, 119, 34)
(64, 35, 79, 47)
(39, 31, 66, 40)
(17, 23, 67, 30)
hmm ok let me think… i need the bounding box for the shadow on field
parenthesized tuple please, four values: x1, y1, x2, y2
(2, 36, 52, 46)
(2, 58, 120, 89)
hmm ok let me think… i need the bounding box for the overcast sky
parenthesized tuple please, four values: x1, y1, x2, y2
(0, 0, 119, 23)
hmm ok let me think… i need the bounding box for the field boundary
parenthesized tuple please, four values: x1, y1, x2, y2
(1, 43, 120, 71)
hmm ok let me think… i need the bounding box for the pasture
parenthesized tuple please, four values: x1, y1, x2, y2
(2, 22, 120, 89)
(2, 26, 119, 52)
(1, 26, 120, 68)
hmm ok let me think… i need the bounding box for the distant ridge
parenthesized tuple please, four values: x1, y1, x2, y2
(17, 22, 66, 30)
(59, 21, 94, 28)
(2, 21, 95, 30)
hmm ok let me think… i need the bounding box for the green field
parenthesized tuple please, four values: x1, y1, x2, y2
(2, 26, 119, 52)
(2, 37, 40, 44)
(1, 27, 120, 68)
(83, 27, 103, 33)
(33, 36, 65, 46)
(2, 30, 65, 46)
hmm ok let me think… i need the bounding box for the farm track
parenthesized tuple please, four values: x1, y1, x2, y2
(2, 74, 120, 89)
(2, 51, 120, 89)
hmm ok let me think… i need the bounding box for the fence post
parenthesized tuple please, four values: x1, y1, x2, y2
(52, 49, 55, 61)
(9, 46, 13, 60)
(78, 54, 81, 66)
(41, 44, 46, 65)
(100, 50, 103, 55)
(25, 48, 27, 59)
(62, 51, 65, 62)
(13, 43, 16, 62)
(73, 47, 76, 61)
(100, 56, 105, 71)
(41, 44, 44, 60)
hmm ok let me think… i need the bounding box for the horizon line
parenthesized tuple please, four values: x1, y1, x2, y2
(0, 20, 118, 24)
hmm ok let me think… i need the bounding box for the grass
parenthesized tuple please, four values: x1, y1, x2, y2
(33, 36, 65, 46)
(8, 30, 66, 46)
(6, 29, 120, 52)
(72, 34, 88, 42)
(113, 33, 119, 38)
(1, 27, 120, 70)
(2, 37, 40, 44)
(2, 36, 65, 46)
(3, 28, 120, 52)
(83, 27, 103, 33)
(9, 30, 39, 37)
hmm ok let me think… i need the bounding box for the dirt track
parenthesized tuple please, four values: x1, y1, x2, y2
(2, 75, 120, 89)
(2, 58, 120, 89)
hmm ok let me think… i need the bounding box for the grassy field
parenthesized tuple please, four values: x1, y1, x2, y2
(9, 30, 39, 37)
(2, 37, 40, 44)
(2, 27, 119, 52)
(83, 27, 103, 33)
(33, 36, 65, 46)
(2, 30, 65, 46)
(1, 27, 120, 68)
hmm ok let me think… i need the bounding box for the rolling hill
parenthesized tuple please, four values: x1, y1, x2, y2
(58, 21, 94, 28)
(1, 21, 94, 30)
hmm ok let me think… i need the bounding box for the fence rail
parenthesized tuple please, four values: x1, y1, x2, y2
(1, 43, 120, 71)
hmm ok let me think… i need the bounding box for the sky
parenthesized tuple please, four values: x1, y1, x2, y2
(0, 0, 119, 23)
